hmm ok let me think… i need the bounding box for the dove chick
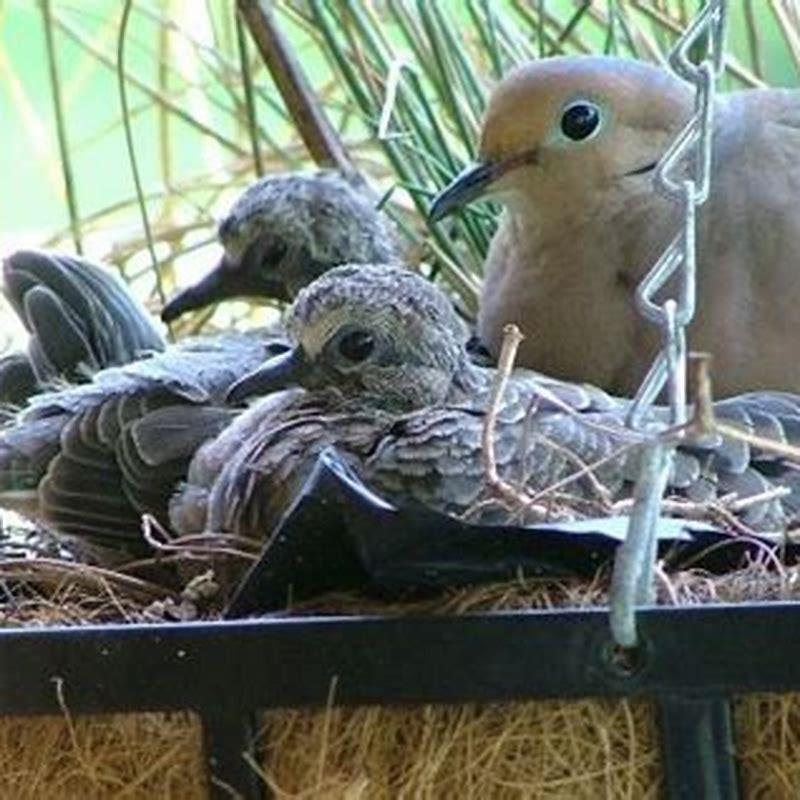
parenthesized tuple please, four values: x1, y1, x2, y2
(1, 171, 399, 411)
(161, 170, 401, 322)
(178, 264, 800, 541)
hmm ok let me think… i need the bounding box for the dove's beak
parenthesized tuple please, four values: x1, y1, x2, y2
(429, 149, 542, 222)
(226, 346, 307, 404)
(428, 162, 501, 222)
(161, 253, 288, 323)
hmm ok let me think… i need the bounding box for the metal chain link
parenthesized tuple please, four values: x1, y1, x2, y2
(610, 0, 728, 648)
(627, 2, 727, 428)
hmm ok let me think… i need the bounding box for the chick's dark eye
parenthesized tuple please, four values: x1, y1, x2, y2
(337, 330, 375, 362)
(561, 102, 601, 141)
(266, 240, 287, 263)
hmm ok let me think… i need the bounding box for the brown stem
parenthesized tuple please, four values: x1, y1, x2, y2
(237, 0, 356, 177)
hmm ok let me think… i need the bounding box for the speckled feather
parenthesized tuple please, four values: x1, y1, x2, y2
(171, 266, 800, 540)
(0, 250, 166, 408)
(220, 172, 398, 266)
(0, 332, 280, 558)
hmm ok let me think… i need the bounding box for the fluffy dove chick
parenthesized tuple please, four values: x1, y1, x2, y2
(430, 55, 800, 397)
(1, 171, 398, 412)
(161, 170, 400, 322)
(174, 264, 800, 541)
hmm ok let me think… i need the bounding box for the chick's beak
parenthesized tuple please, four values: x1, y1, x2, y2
(161, 258, 230, 323)
(161, 253, 289, 324)
(428, 161, 503, 222)
(226, 346, 308, 404)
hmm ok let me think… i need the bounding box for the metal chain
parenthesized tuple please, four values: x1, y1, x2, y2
(627, 2, 727, 428)
(610, 0, 728, 648)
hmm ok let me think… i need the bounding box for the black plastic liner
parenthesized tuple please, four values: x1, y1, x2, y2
(227, 447, 791, 616)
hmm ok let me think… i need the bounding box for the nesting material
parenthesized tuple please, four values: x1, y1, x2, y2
(1, 695, 798, 798)
(262, 698, 660, 799)
(2, 556, 800, 797)
(258, 692, 800, 798)
(0, 712, 203, 799)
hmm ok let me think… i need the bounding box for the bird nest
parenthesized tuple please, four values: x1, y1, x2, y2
(2, 542, 800, 798)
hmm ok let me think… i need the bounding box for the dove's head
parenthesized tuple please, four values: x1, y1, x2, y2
(226, 264, 475, 411)
(429, 55, 693, 220)
(161, 171, 399, 322)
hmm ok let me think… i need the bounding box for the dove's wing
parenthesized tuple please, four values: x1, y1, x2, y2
(3, 251, 165, 391)
(0, 332, 276, 556)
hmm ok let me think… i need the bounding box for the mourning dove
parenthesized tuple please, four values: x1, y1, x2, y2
(0, 250, 165, 408)
(5, 264, 799, 568)
(161, 170, 400, 322)
(174, 264, 800, 541)
(0, 329, 283, 561)
(1, 171, 397, 412)
(0, 170, 399, 560)
(1, 171, 396, 373)
(429, 55, 800, 397)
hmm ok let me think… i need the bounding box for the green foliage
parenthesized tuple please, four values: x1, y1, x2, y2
(2, 0, 799, 334)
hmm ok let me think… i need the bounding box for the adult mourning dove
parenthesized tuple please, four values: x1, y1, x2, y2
(161, 170, 400, 322)
(429, 55, 800, 397)
(173, 264, 800, 543)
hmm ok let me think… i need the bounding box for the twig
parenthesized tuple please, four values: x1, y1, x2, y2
(483, 324, 524, 488)
(237, 0, 356, 177)
(141, 514, 258, 562)
(0, 558, 178, 602)
(611, 486, 791, 529)
(714, 421, 800, 463)
(680, 351, 800, 462)
(481, 324, 555, 519)
(526, 438, 639, 510)
(727, 486, 792, 513)
(525, 377, 651, 444)
(687, 351, 716, 437)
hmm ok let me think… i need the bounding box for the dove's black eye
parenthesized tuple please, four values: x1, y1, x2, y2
(561, 102, 601, 141)
(337, 330, 375, 362)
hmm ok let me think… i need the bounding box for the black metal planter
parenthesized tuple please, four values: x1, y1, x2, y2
(2, 602, 800, 799)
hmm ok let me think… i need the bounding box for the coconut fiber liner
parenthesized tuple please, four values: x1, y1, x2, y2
(2, 556, 800, 799)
